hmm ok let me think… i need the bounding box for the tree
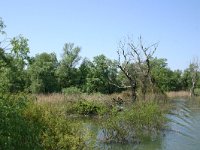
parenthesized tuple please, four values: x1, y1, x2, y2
(117, 36, 158, 102)
(0, 35, 30, 93)
(0, 18, 8, 66)
(78, 58, 93, 91)
(188, 59, 199, 97)
(10, 35, 30, 61)
(0, 18, 31, 93)
(84, 55, 119, 94)
(170, 70, 183, 91)
(0, 17, 6, 47)
(28, 53, 58, 93)
(56, 43, 81, 89)
(0, 17, 6, 35)
(151, 58, 183, 92)
(182, 69, 192, 91)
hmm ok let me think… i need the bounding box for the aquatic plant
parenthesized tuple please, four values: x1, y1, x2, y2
(101, 101, 167, 143)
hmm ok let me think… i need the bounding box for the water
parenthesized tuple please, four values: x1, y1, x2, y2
(87, 99, 200, 150)
(160, 99, 200, 150)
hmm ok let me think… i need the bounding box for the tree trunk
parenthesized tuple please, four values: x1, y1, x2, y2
(130, 80, 137, 102)
(190, 79, 195, 97)
(142, 86, 146, 101)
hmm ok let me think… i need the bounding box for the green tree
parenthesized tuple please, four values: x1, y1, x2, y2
(56, 43, 81, 89)
(0, 17, 6, 35)
(151, 58, 184, 92)
(85, 54, 119, 94)
(0, 35, 30, 92)
(78, 58, 93, 91)
(181, 68, 191, 90)
(171, 70, 183, 91)
(0, 17, 8, 66)
(151, 58, 170, 91)
(28, 52, 58, 93)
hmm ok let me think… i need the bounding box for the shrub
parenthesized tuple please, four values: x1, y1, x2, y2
(0, 93, 88, 149)
(0, 93, 41, 149)
(194, 88, 200, 96)
(66, 100, 108, 116)
(101, 101, 166, 143)
(23, 104, 86, 150)
(62, 87, 82, 95)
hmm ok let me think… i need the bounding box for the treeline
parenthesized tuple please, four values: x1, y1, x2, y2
(0, 41, 120, 94)
(0, 18, 200, 96)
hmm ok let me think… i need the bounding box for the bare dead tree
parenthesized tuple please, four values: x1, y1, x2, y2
(116, 36, 158, 102)
(189, 58, 199, 97)
(136, 37, 158, 100)
(116, 39, 137, 102)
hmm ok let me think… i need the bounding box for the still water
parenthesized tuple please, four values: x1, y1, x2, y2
(88, 99, 200, 150)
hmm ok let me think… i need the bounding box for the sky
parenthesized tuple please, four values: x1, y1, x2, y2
(1, 0, 200, 70)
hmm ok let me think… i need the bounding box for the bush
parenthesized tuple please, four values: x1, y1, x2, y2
(23, 104, 86, 150)
(66, 100, 108, 116)
(194, 88, 200, 96)
(0, 93, 41, 149)
(62, 87, 82, 95)
(102, 101, 166, 143)
(0, 93, 87, 149)
(126, 101, 165, 130)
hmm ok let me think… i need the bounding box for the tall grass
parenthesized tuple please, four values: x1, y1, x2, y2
(36, 91, 166, 106)
(166, 91, 190, 98)
(36, 93, 65, 103)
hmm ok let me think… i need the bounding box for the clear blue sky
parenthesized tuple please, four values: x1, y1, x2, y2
(1, 0, 200, 70)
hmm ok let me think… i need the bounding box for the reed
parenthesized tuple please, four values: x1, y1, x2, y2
(166, 91, 190, 98)
(36, 93, 65, 103)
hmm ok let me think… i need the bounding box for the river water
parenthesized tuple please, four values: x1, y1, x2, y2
(90, 99, 200, 150)
(132, 99, 200, 150)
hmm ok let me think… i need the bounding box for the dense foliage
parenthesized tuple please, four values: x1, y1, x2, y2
(0, 93, 88, 149)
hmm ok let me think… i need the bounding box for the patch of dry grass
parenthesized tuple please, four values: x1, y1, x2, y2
(166, 91, 190, 98)
(35, 91, 134, 108)
(36, 91, 167, 107)
(36, 93, 112, 104)
(36, 93, 65, 103)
